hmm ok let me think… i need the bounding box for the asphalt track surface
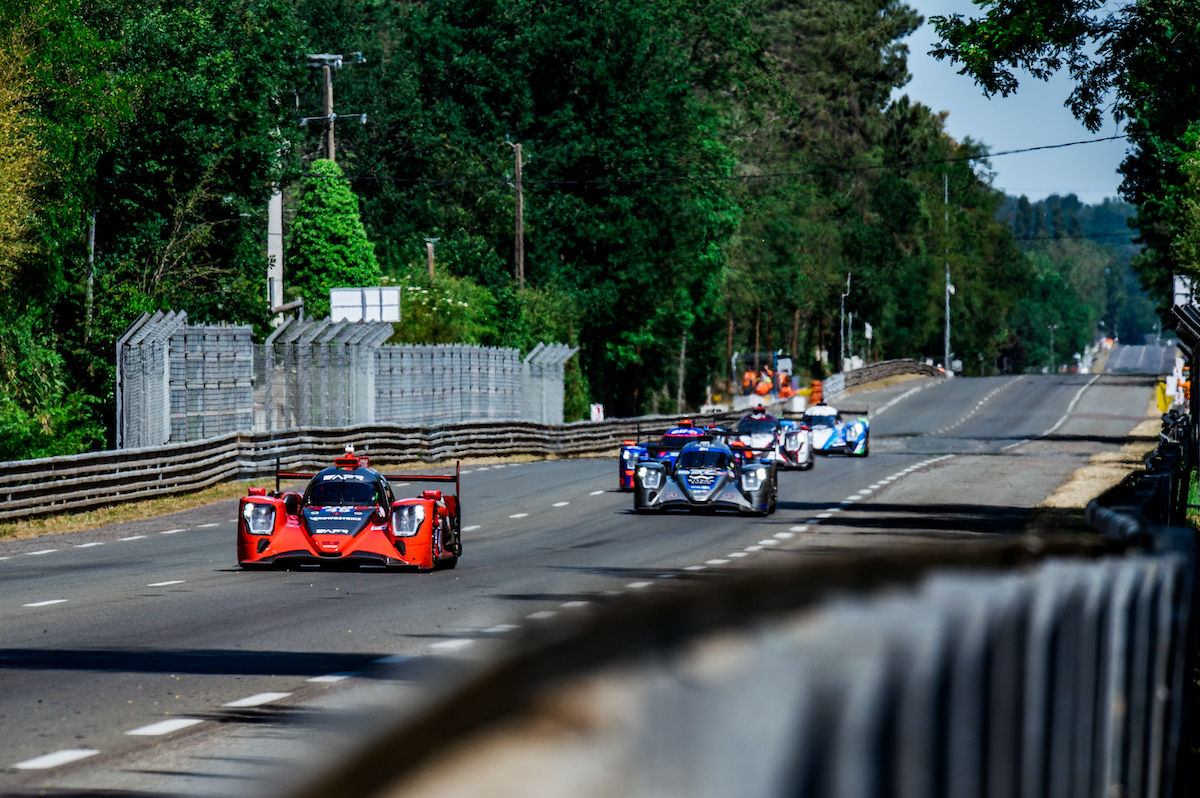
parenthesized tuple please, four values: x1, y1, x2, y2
(0, 348, 1172, 796)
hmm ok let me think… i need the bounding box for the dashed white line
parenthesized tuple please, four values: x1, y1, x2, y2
(561, 601, 591, 609)
(758, 539, 779, 546)
(774, 532, 794, 539)
(817, 513, 835, 519)
(509, 513, 529, 519)
(463, 525, 481, 532)
(147, 580, 185, 588)
(75, 542, 104, 548)
(224, 692, 292, 708)
(308, 673, 354, 683)
(790, 525, 808, 532)
(590, 490, 605, 495)
(126, 718, 204, 736)
(429, 639, 473, 651)
(13, 749, 99, 770)
(160, 528, 185, 535)
(684, 565, 706, 571)
(197, 523, 220, 529)
(24, 599, 66, 608)
(484, 624, 520, 634)
(526, 611, 557, 620)
(728, 552, 749, 558)
(26, 549, 57, 556)
(118, 535, 146, 541)
(626, 581, 652, 589)
(705, 559, 730, 566)
(745, 546, 763, 552)
(552, 501, 570, 508)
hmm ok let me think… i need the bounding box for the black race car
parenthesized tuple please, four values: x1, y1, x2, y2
(633, 439, 777, 516)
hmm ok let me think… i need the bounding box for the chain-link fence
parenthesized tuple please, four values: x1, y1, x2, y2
(117, 312, 576, 447)
(117, 311, 254, 448)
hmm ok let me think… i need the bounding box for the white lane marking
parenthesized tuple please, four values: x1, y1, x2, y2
(475, 466, 491, 470)
(160, 528, 185, 535)
(527, 611, 558, 620)
(308, 673, 354, 683)
(728, 552, 749, 558)
(790, 525, 808, 532)
(484, 624, 520, 634)
(745, 546, 763, 552)
(590, 490, 605, 495)
(817, 513, 835, 519)
(759, 539, 779, 546)
(224, 692, 292, 708)
(774, 532, 794, 539)
(24, 599, 66, 608)
(1002, 374, 1101, 451)
(147, 580, 185, 587)
(463, 525, 481, 532)
(0, 556, 10, 561)
(118, 535, 146, 541)
(373, 654, 412, 665)
(26, 549, 58, 556)
(509, 513, 529, 519)
(393, 482, 410, 487)
(429, 639, 473, 652)
(127, 718, 204, 736)
(684, 565, 706, 571)
(552, 501, 569, 508)
(561, 601, 591, 609)
(75, 542, 104, 548)
(841, 496, 861, 503)
(706, 559, 729, 565)
(857, 488, 874, 495)
(197, 523, 219, 529)
(626, 581, 651, 589)
(13, 749, 99, 770)
(873, 382, 938, 416)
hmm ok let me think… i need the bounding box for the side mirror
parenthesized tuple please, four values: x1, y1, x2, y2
(284, 494, 300, 516)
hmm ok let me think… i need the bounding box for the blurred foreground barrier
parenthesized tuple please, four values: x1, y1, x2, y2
(0, 410, 742, 523)
(280, 415, 1196, 798)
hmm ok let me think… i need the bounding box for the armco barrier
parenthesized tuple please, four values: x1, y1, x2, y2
(274, 411, 1196, 798)
(0, 410, 745, 523)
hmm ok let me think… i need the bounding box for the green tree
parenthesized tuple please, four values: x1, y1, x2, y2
(929, 0, 1200, 303)
(288, 159, 381, 318)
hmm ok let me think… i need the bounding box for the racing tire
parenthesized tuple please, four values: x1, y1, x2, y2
(851, 437, 870, 457)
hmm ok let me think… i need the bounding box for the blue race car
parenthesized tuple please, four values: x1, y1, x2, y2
(632, 439, 777, 515)
(802, 404, 869, 456)
(617, 421, 708, 490)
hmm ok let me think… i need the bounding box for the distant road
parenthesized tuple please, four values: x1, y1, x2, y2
(1100, 342, 1177, 375)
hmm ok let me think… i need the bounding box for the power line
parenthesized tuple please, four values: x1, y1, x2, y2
(316, 134, 1128, 188)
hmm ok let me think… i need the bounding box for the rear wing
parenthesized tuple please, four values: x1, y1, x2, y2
(274, 457, 460, 498)
(383, 462, 461, 499)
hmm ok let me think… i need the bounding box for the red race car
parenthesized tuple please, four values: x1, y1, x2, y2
(237, 446, 461, 570)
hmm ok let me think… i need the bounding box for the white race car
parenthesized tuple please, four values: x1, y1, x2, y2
(735, 409, 814, 470)
(802, 404, 869, 456)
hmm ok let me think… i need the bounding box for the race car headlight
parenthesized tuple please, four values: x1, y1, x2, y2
(785, 432, 801, 448)
(741, 467, 767, 491)
(622, 449, 640, 464)
(392, 504, 426, 538)
(241, 503, 275, 535)
(637, 466, 663, 490)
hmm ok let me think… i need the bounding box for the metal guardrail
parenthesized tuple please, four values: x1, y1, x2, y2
(277, 410, 1197, 798)
(0, 410, 744, 523)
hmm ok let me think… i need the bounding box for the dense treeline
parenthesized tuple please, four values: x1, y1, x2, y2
(0, 0, 1162, 458)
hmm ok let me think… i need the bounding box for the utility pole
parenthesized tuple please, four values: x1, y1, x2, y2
(425, 237, 439, 279)
(507, 139, 525, 290)
(300, 52, 367, 162)
(840, 272, 851, 371)
(1048, 324, 1058, 372)
(944, 173, 953, 372)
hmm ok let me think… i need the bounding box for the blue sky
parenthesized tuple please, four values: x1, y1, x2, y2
(898, 1, 1128, 205)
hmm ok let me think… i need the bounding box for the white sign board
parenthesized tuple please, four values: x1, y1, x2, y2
(330, 287, 401, 322)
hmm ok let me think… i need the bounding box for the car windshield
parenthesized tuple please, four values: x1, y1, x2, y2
(803, 412, 838, 428)
(676, 450, 728, 470)
(737, 418, 777, 435)
(307, 479, 379, 506)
